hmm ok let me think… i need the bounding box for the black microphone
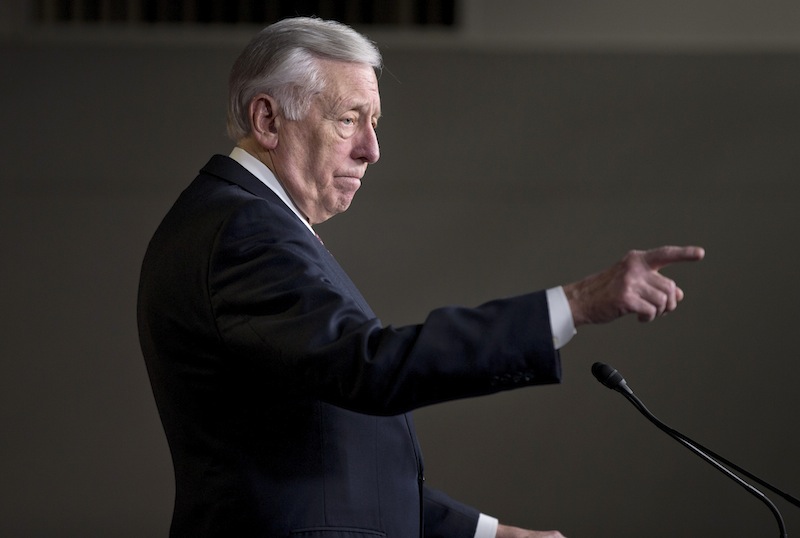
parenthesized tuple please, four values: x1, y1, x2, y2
(591, 361, 632, 395)
(592, 361, 792, 537)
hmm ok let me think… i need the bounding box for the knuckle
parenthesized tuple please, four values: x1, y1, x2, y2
(656, 290, 668, 306)
(620, 271, 637, 289)
(619, 290, 637, 308)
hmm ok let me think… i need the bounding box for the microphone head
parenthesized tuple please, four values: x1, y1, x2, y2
(592, 362, 632, 394)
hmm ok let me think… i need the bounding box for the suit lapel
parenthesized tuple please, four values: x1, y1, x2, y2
(202, 154, 377, 319)
(316, 244, 376, 318)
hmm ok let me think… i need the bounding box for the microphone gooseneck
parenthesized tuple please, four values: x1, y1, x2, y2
(592, 362, 790, 538)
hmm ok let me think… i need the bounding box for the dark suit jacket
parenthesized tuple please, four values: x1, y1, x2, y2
(137, 155, 562, 537)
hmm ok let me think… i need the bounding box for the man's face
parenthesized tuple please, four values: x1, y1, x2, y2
(273, 59, 381, 225)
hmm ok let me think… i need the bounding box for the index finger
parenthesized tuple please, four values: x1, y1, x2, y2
(643, 245, 705, 270)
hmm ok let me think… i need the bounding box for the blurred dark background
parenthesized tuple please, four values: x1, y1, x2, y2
(2, 1, 799, 536)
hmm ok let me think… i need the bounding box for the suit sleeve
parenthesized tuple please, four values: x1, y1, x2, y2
(424, 486, 481, 537)
(209, 198, 562, 416)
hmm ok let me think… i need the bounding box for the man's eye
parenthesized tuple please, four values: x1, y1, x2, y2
(342, 118, 355, 126)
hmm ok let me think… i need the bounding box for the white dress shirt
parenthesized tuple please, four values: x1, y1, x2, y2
(229, 147, 576, 538)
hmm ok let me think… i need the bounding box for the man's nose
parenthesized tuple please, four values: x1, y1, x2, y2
(356, 126, 380, 164)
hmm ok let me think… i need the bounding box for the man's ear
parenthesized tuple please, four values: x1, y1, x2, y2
(249, 94, 280, 149)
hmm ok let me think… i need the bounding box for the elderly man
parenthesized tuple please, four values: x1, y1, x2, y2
(137, 17, 704, 538)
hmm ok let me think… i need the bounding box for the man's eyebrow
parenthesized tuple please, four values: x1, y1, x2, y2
(327, 95, 381, 124)
(335, 94, 379, 112)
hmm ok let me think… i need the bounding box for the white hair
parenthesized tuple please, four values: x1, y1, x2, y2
(226, 17, 382, 141)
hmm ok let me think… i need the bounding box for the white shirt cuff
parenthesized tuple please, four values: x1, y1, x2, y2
(546, 286, 576, 350)
(474, 513, 499, 538)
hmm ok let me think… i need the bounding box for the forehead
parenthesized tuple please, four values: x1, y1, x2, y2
(317, 59, 381, 115)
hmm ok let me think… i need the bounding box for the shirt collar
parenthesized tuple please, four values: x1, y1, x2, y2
(228, 146, 314, 233)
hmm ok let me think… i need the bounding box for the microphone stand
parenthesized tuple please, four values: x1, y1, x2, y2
(592, 362, 789, 538)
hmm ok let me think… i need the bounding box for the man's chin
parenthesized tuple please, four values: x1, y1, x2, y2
(318, 194, 356, 222)
(338, 182, 360, 205)
(337, 195, 356, 214)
